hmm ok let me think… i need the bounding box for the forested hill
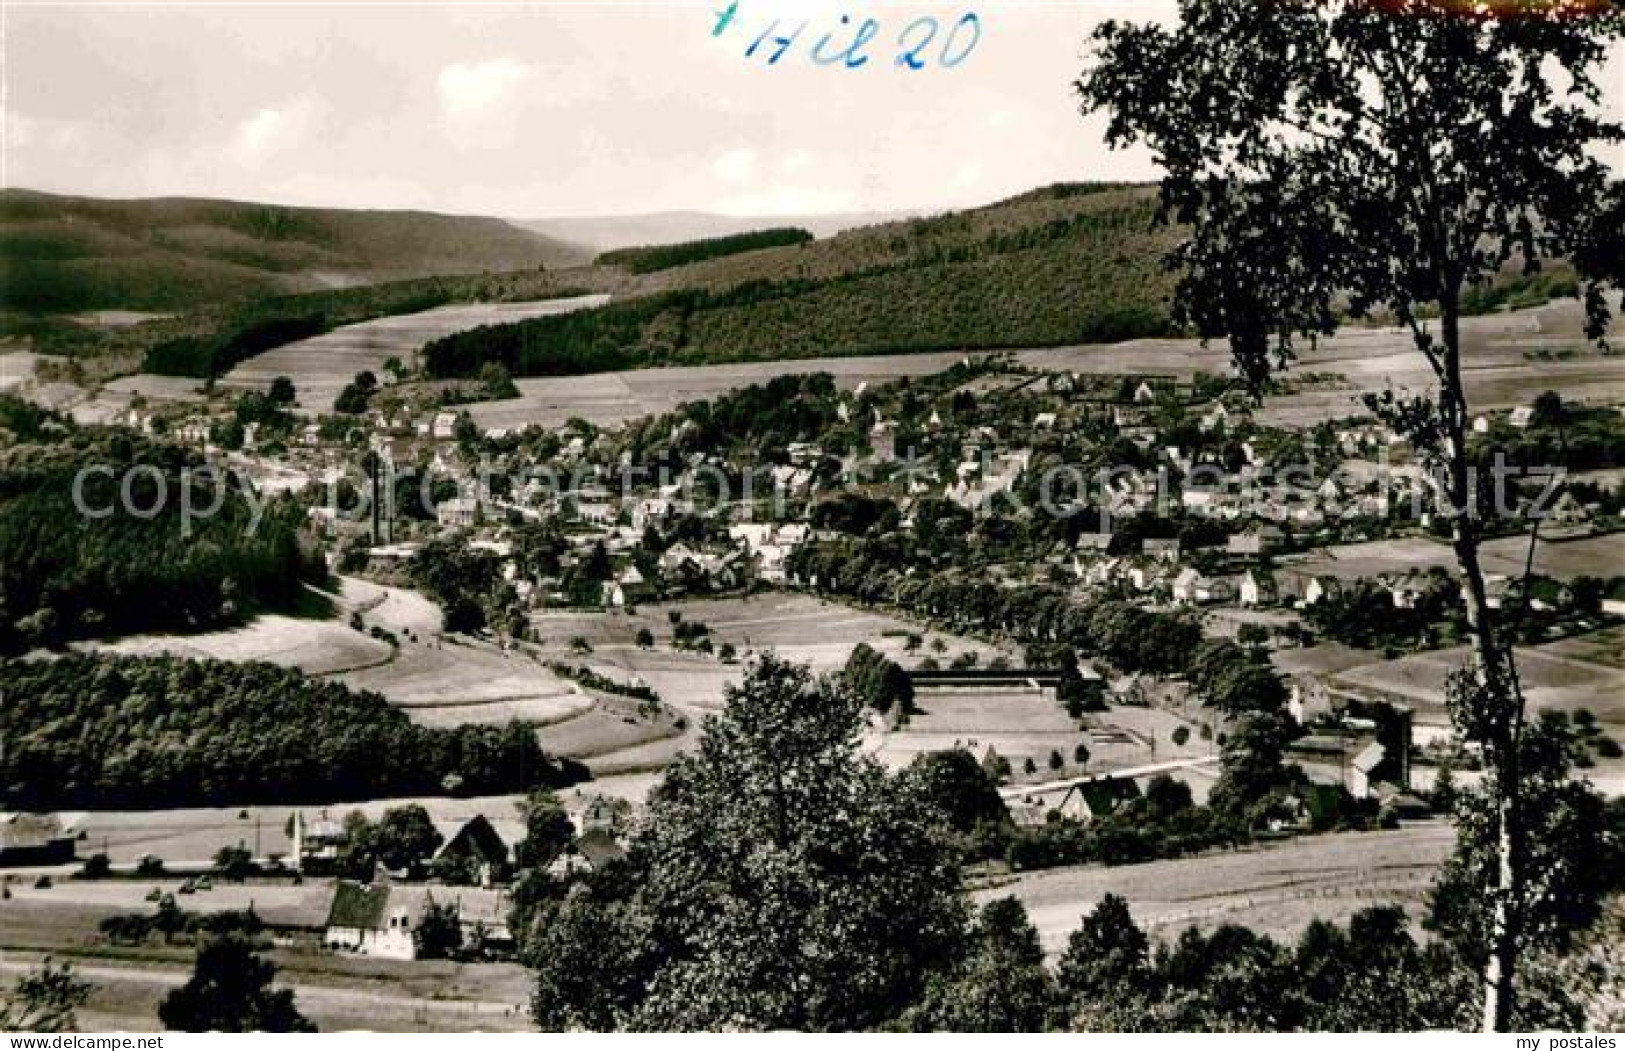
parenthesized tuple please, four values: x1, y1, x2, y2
(0, 189, 589, 315)
(0, 654, 589, 809)
(422, 182, 1182, 378)
(0, 396, 321, 653)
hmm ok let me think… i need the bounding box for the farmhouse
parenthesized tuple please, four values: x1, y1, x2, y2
(0, 813, 77, 868)
(431, 815, 512, 886)
(324, 881, 415, 959)
(323, 881, 513, 960)
(1284, 734, 1387, 800)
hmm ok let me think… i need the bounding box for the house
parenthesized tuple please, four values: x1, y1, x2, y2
(290, 812, 350, 875)
(1508, 406, 1536, 429)
(432, 411, 460, 440)
(1239, 569, 1275, 608)
(1284, 734, 1386, 799)
(1544, 491, 1591, 525)
(1054, 778, 1142, 823)
(436, 496, 480, 529)
(431, 815, 511, 886)
(0, 813, 76, 868)
(1142, 538, 1182, 562)
(578, 794, 626, 835)
(631, 498, 674, 531)
(1011, 777, 1142, 828)
(324, 881, 415, 959)
(324, 882, 513, 960)
(602, 565, 648, 609)
(1171, 567, 1205, 605)
(575, 829, 625, 871)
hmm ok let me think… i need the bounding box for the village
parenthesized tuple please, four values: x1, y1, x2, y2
(6, 312, 1624, 1031)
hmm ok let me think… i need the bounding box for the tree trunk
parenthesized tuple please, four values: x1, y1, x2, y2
(1437, 301, 1521, 1033)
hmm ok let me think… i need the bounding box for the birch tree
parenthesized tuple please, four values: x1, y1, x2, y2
(1078, 0, 1623, 1030)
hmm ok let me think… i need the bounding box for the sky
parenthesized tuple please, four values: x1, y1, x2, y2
(0, 1, 1170, 219)
(3, 2, 1619, 221)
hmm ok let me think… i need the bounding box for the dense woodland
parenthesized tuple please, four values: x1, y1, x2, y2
(597, 227, 813, 274)
(0, 188, 582, 316)
(0, 401, 319, 652)
(422, 196, 1178, 379)
(0, 654, 588, 809)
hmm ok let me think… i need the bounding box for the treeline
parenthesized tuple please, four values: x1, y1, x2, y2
(598, 227, 814, 274)
(0, 654, 589, 809)
(142, 313, 330, 378)
(789, 545, 1203, 678)
(422, 200, 1174, 380)
(0, 415, 320, 652)
(55, 266, 607, 380)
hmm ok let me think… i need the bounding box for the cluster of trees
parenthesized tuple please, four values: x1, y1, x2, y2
(0, 654, 587, 809)
(520, 655, 1620, 1031)
(333, 370, 380, 414)
(1476, 390, 1625, 475)
(101, 901, 264, 946)
(1185, 639, 1287, 718)
(116, 265, 604, 379)
(0, 422, 319, 652)
(159, 936, 313, 1033)
(787, 551, 1204, 679)
(597, 227, 814, 274)
(1303, 576, 1465, 653)
(142, 313, 328, 379)
(410, 537, 518, 635)
(422, 195, 1175, 381)
(841, 642, 914, 720)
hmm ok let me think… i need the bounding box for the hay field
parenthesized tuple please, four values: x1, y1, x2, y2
(0, 947, 534, 1033)
(977, 821, 1456, 957)
(462, 297, 1625, 435)
(215, 294, 609, 411)
(1284, 531, 1625, 585)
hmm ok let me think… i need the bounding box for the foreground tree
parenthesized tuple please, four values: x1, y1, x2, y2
(0, 960, 92, 1033)
(1080, 0, 1623, 1029)
(529, 654, 966, 1031)
(158, 936, 313, 1033)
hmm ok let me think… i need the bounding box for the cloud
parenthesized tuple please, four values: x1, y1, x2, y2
(437, 57, 531, 119)
(715, 185, 857, 217)
(778, 149, 813, 176)
(712, 147, 758, 185)
(229, 96, 321, 166)
(436, 57, 534, 150)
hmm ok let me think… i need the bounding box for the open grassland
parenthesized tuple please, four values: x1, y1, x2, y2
(0, 947, 534, 1033)
(462, 296, 1625, 435)
(870, 688, 1088, 778)
(1282, 531, 1625, 585)
(219, 294, 610, 411)
(977, 821, 1456, 957)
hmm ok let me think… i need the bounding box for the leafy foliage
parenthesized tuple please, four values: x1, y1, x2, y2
(158, 935, 314, 1033)
(598, 227, 814, 273)
(0, 416, 318, 652)
(0, 960, 92, 1033)
(0, 653, 587, 809)
(423, 190, 1177, 379)
(529, 655, 966, 1031)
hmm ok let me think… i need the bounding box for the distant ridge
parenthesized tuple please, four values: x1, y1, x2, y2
(519, 209, 917, 252)
(0, 189, 592, 315)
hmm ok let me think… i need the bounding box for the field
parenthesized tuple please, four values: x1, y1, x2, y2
(1282, 532, 1625, 586)
(1324, 628, 1625, 794)
(457, 296, 1625, 435)
(976, 821, 1456, 957)
(218, 294, 610, 411)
